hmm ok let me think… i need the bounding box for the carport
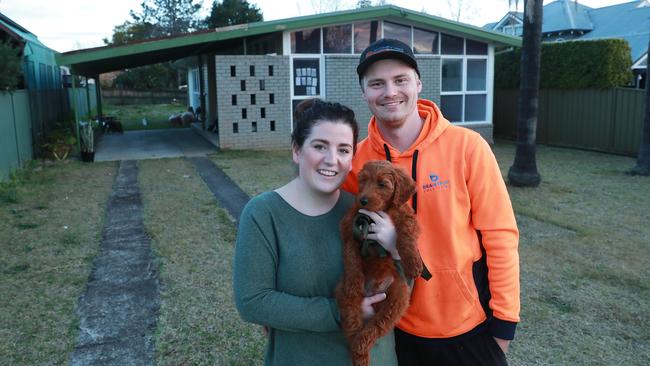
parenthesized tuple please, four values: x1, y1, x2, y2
(55, 20, 292, 155)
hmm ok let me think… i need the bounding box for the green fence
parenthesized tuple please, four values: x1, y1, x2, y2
(494, 88, 645, 156)
(1, 85, 97, 181)
(1, 91, 33, 181)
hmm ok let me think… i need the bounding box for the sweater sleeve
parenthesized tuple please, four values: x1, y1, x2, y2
(466, 137, 520, 340)
(233, 198, 341, 333)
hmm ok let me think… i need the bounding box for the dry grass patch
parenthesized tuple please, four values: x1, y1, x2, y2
(492, 142, 649, 366)
(0, 160, 116, 365)
(138, 158, 264, 365)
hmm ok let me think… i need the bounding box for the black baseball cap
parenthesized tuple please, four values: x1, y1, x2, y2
(357, 38, 420, 80)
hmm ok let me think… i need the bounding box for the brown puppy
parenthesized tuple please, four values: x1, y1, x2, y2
(336, 160, 423, 366)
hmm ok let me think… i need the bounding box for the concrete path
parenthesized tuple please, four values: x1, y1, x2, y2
(188, 156, 250, 223)
(95, 128, 217, 162)
(70, 161, 160, 366)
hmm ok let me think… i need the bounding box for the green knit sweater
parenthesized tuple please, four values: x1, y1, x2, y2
(233, 191, 397, 366)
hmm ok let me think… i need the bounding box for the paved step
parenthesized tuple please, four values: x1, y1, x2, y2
(188, 156, 250, 223)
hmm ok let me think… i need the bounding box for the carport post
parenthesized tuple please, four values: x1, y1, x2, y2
(94, 75, 103, 118)
(85, 77, 92, 119)
(72, 74, 81, 152)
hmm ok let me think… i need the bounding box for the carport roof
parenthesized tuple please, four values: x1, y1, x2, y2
(56, 5, 521, 76)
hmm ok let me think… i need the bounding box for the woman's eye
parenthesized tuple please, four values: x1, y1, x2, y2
(339, 148, 351, 155)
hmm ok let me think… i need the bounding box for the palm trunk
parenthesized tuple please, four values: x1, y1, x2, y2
(628, 34, 650, 176)
(508, 0, 542, 187)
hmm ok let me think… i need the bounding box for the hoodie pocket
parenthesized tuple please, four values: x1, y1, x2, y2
(424, 269, 477, 334)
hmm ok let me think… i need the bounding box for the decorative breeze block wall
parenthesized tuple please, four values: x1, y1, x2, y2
(216, 55, 291, 150)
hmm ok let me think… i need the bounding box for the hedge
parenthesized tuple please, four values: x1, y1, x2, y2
(495, 39, 634, 89)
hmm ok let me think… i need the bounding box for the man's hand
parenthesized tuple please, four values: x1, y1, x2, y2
(494, 337, 510, 354)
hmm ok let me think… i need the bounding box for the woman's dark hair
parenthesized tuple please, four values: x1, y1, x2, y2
(292, 98, 359, 153)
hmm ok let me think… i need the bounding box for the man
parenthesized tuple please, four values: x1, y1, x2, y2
(342, 38, 520, 365)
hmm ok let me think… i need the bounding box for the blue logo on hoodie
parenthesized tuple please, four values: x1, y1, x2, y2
(423, 172, 449, 192)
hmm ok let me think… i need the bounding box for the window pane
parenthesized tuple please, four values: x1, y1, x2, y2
(291, 28, 321, 54)
(466, 39, 487, 55)
(441, 33, 463, 55)
(467, 59, 486, 91)
(441, 95, 463, 122)
(442, 59, 462, 92)
(413, 28, 438, 54)
(383, 21, 411, 46)
(354, 21, 380, 53)
(324, 24, 352, 53)
(464, 94, 487, 121)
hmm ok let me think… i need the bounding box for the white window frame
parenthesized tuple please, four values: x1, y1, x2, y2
(440, 38, 491, 125)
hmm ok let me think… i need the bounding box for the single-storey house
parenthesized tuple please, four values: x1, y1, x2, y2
(57, 5, 520, 150)
(484, 0, 650, 88)
(0, 12, 62, 90)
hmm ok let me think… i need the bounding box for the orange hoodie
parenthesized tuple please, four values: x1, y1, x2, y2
(342, 99, 520, 340)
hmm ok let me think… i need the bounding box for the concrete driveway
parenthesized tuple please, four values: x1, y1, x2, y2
(94, 127, 218, 162)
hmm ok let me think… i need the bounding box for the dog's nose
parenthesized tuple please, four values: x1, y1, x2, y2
(360, 197, 368, 206)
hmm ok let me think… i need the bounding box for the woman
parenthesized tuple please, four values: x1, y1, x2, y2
(233, 99, 398, 365)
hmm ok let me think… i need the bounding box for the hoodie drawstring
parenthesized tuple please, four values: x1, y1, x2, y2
(383, 144, 392, 162)
(411, 150, 419, 213)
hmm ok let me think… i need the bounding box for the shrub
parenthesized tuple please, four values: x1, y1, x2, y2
(496, 39, 634, 89)
(0, 41, 22, 90)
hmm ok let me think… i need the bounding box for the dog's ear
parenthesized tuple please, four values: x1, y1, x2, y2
(392, 166, 416, 205)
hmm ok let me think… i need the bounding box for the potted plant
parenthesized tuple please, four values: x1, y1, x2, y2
(79, 120, 94, 162)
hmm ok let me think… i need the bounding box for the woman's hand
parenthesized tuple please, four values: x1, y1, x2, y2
(358, 209, 399, 260)
(361, 293, 386, 320)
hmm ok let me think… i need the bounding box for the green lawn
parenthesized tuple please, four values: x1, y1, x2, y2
(1, 142, 648, 365)
(102, 103, 190, 131)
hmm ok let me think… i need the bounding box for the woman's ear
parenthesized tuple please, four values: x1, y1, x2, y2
(292, 143, 301, 164)
(392, 167, 416, 205)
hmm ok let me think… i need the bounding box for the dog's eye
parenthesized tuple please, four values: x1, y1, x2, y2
(378, 181, 385, 188)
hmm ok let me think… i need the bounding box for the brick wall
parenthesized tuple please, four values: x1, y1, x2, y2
(215, 55, 291, 150)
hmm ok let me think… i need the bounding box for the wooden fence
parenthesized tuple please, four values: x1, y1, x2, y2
(494, 88, 644, 156)
(102, 89, 187, 105)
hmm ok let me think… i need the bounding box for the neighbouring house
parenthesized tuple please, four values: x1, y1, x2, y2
(484, 0, 650, 88)
(0, 12, 62, 90)
(57, 5, 520, 150)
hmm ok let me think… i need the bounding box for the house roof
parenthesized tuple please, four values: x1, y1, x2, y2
(580, 0, 650, 63)
(484, 0, 649, 66)
(483, 11, 523, 30)
(0, 12, 51, 49)
(544, 0, 594, 33)
(56, 5, 521, 76)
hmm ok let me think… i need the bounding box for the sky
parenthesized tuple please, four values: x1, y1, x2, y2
(0, 0, 634, 53)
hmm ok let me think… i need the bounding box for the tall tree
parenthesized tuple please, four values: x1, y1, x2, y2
(508, 0, 542, 187)
(205, 0, 263, 28)
(356, 0, 373, 8)
(628, 34, 650, 176)
(131, 0, 202, 37)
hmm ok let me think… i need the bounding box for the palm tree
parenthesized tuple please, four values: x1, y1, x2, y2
(628, 33, 650, 176)
(507, 0, 542, 187)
